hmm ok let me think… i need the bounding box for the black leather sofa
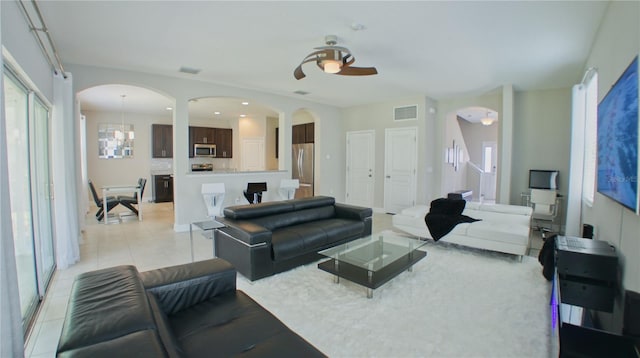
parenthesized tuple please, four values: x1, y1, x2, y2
(215, 196, 372, 281)
(56, 258, 325, 357)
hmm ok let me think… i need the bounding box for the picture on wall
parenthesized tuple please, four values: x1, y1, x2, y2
(597, 55, 639, 212)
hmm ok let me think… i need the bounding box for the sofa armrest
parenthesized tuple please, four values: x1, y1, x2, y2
(140, 258, 236, 315)
(215, 218, 272, 246)
(334, 203, 373, 221)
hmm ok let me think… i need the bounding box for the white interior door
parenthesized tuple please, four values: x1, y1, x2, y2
(346, 130, 375, 207)
(384, 127, 417, 213)
(241, 138, 265, 171)
(482, 141, 498, 200)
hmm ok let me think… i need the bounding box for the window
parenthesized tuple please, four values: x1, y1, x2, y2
(582, 73, 598, 206)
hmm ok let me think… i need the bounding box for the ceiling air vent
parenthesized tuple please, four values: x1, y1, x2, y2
(393, 105, 418, 121)
(179, 66, 201, 75)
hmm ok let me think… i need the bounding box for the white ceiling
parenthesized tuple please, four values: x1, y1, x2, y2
(36, 1, 609, 115)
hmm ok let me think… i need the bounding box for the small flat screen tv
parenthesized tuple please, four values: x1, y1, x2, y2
(529, 170, 559, 190)
(597, 55, 638, 212)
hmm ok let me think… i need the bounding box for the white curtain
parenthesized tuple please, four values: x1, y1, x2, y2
(0, 56, 26, 357)
(53, 72, 81, 268)
(566, 84, 586, 237)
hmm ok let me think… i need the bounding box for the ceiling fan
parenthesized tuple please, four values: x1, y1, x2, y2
(294, 35, 378, 80)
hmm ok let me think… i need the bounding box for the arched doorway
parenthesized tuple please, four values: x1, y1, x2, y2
(77, 84, 175, 217)
(443, 106, 499, 202)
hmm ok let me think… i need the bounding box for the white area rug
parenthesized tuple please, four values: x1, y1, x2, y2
(237, 239, 552, 357)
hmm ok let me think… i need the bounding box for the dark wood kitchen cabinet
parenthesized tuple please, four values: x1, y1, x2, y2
(153, 175, 173, 203)
(191, 126, 216, 144)
(189, 126, 232, 158)
(215, 128, 233, 158)
(292, 123, 314, 144)
(304, 122, 314, 143)
(189, 126, 215, 157)
(152, 124, 172, 158)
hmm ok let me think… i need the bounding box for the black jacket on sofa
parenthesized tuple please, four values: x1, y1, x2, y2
(56, 258, 325, 357)
(215, 196, 372, 281)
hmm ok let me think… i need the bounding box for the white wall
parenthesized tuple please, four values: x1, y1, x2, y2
(581, 0, 640, 293)
(67, 63, 344, 230)
(1, 1, 53, 100)
(511, 88, 572, 216)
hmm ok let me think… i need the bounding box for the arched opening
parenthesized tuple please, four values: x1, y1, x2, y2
(77, 84, 175, 219)
(187, 96, 280, 172)
(442, 106, 499, 202)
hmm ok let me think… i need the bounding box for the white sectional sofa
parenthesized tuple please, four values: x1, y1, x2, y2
(392, 202, 533, 258)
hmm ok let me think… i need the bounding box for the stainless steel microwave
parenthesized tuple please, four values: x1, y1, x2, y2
(194, 143, 216, 157)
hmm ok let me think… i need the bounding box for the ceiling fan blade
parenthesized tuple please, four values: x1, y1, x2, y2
(293, 51, 327, 80)
(338, 66, 378, 76)
(294, 64, 306, 80)
(342, 54, 355, 67)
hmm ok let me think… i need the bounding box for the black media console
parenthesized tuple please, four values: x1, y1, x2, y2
(551, 236, 638, 357)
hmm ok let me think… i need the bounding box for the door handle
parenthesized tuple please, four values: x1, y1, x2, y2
(386, 175, 391, 179)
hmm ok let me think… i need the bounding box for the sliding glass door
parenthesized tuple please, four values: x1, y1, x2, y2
(3, 68, 55, 334)
(32, 98, 55, 293)
(4, 71, 39, 328)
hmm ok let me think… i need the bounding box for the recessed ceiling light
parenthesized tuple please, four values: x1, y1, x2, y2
(166, 106, 173, 111)
(351, 23, 366, 31)
(241, 101, 249, 105)
(240, 114, 246, 118)
(214, 111, 221, 115)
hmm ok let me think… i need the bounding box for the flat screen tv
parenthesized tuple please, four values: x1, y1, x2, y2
(597, 55, 639, 213)
(529, 170, 559, 190)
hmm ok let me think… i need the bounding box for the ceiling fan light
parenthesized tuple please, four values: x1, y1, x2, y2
(323, 60, 342, 74)
(480, 117, 494, 126)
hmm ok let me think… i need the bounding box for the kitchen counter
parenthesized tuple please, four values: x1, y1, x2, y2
(186, 169, 283, 175)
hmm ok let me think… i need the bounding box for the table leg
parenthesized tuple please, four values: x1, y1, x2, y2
(189, 223, 194, 262)
(212, 229, 217, 258)
(102, 188, 108, 225)
(137, 187, 142, 221)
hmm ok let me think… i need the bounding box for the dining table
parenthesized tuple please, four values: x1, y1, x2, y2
(102, 184, 142, 224)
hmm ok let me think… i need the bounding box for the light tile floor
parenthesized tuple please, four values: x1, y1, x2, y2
(24, 203, 542, 357)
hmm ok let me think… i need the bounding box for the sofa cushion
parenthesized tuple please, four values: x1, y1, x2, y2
(271, 219, 365, 261)
(252, 206, 335, 232)
(223, 201, 294, 220)
(290, 195, 335, 210)
(57, 329, 169, 358)
(168, 290, 325, 357)
(271, 225, 327, 261)
(140, 258, 236, 315)
(466, 221, 530, 245)
(57, 266, 157, 354)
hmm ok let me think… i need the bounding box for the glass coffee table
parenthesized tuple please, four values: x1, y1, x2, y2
(318, 232, 427, 298)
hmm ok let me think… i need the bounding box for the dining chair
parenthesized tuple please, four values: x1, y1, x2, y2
(119, 178, 147, 216)
(88, 180, 119, 221)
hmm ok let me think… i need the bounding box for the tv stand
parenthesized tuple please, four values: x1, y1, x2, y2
(551, 237, 638, 357)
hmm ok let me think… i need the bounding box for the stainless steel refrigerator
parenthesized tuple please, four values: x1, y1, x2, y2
(292, 143, 314, 198)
